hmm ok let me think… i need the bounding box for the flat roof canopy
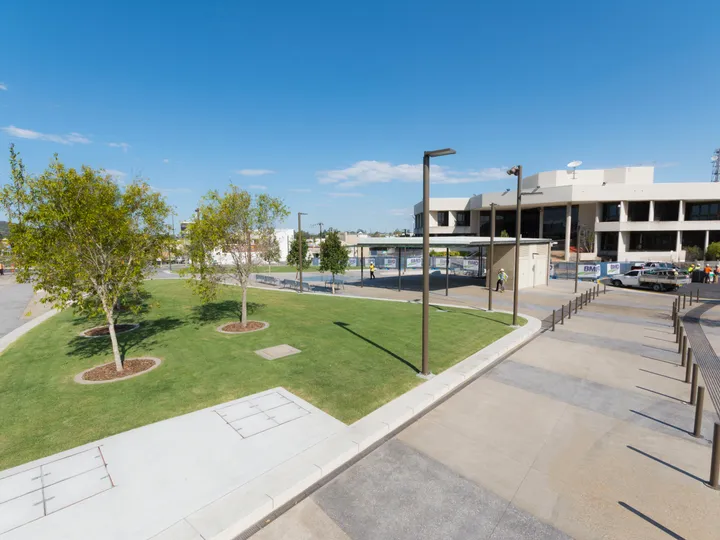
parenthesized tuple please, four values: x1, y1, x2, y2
(352, 236, 553, 248)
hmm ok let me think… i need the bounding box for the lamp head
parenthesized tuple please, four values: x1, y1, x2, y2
(506, 166, 520, 176)
(424, 148, 456, 158)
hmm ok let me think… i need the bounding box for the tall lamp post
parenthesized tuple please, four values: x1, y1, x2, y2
(422, 148, 456, 376)
(506, 166, 523, 326)
(298, 212, 307, 293)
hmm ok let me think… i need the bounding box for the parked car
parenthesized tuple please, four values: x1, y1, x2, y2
(612, 268, 689, 291)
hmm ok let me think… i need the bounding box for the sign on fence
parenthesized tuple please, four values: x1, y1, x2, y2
(349, 257, 358, 267)
(434, 257, 447, 269)
(607, 263, 621, 275)
(578, 264, 600, 279)
(384, 257, 397, 269)
(407, 257, 422, 268)
(463, 259, 479, 271)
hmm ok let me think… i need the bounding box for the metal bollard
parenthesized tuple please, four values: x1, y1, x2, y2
(691, 363, 699, 405)
(677, 324, 683, 347)
(604, 283, 607, 294)
(694, 386, 705, 438)
(561, 304, 565, 325)
(690, 292, 693, 306)
(568, 300, 572, 320)
(579, 296, 583, 310)
(697, 290, 700, 303)
(551, 310, 556, 331)
(575, 297, 578, 314)
(686, 348, 693, 383)
(683, 294, 686, 309)
(681, 335, 688, 367)
(710, 423, 720, 489)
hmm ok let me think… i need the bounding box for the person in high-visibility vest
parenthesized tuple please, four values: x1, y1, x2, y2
(0, 262, 4, 276)
(496, 268, 508, 292)
(369, 262, 376, 279)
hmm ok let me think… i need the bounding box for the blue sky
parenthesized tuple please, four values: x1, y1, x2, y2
(1, 1, 718, 232)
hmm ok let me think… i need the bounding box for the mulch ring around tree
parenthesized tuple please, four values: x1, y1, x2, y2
(74, 357, 161, 384)
(216, 321, 270, 334)
(80, 323, 140, 338)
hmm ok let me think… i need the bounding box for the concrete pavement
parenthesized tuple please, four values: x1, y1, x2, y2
(0, 276, 39, 339)
(253, 286, 720, 540)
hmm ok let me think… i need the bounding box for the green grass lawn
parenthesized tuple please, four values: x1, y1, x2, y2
(0, 279, 523, 470)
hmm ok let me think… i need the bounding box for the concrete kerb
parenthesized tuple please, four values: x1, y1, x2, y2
(184, 314, 542, 540)
(0, 308, 59, 355)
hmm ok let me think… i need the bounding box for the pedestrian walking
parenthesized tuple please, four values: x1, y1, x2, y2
(0, 262, 4, 276)
(369, 262, 376, 279)
(705, 264, 712, 283)
(496, 268, 508, 292)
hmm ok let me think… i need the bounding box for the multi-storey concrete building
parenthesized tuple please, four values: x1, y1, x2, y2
(414, 166, 720, 262)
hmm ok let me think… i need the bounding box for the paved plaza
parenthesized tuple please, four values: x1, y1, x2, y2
(253, 285, 720, 540)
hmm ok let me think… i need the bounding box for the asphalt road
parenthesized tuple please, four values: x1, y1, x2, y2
(0, 276, 35, 339)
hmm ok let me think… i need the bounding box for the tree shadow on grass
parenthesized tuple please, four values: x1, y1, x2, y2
(69, 289, 155, 329)
(441, 307, 514, 326)
(66, 317, 185, 364)
(190, 300, 266, 325)
(333, 321, 419, 374)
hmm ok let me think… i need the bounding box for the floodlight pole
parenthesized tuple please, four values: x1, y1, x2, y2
(488, 203, 496, 311)
(422, 148, 456, 376)
(298, 212, 307, 293)
(512, 166, 522, 326)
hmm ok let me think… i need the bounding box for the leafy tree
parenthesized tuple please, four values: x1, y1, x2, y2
(706, 242, 720, 261)
(319, 230, 349, 293)
(287, 235, 311, 275)
(183, 185, 288, 327)
(261, 234, 281, 272)
(500, 230, 510, 238)
(685, 245, 703, 262)
(0, 145, 173, 372)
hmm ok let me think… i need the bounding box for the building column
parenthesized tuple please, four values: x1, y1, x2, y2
(705, 230, 710, 256)
(617, 231, 627, 262)
(539, 207, 544, 238)
(648, 200, 655, 222)
(564, 203, 572, 261)
(619, 201, 628, 222)
(675, 230, 682, 258)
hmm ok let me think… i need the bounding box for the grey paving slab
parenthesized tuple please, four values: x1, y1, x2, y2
(488, 504, 572, 540)
(44, 468, 112, 514)
(255, 344, 302, 360)
(488, 360, 717, 443)
(231, 412, 278, 437)
(252, 499, 351, 540)
(216, 400, 260, 423)
(313, 439, 567, 540)
(42, 448, 104, 486)
(266, 402, 309, 424)
(0, 280, 34, 339)
(0, 491, 44, 535)
(251, 392, 291, 411)
(0, 469, 41, 504)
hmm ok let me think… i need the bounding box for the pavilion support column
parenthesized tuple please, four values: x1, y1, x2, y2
(446, 247, 449, 297)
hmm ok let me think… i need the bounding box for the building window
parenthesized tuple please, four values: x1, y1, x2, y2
(455, 211, 470, 226)
(414, 213, 423, 230)
(599, 232, 618, 252)
(682, 231, 704, 249)
(654, 201, 679, 221)
(686, 201, 720, 221)
(628, 231, 677, 251)
(627, 201, 650, 222)
(437, 211, 449, 227)
(601, 202, 621, 222)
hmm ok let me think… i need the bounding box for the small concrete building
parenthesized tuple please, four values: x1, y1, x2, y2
(414, 166, 720, 262)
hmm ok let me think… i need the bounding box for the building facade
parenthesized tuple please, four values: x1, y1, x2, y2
(414, 166, 720, 262)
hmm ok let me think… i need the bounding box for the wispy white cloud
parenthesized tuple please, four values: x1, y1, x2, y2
(102, 169, 127, 179)
(289, 188, 312, 193)
(163, 158, 170, 164)
(235, 169, 275, 176)
(0, 83, 7, 91)
(248, 184, 267, 190)
(151, 186, 192, 194)
(327, 192, 364, 198)
(1, 125, 91, 145)
(318, 160, 507, 188)
(108, 142, 130, 152)
(389, 208, 411, 217)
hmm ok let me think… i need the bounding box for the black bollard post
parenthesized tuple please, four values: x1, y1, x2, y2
(697, 290, 700, 303)
(683, 294, 686, 309)
(681, 335, 688, 367)
(551, 310, 556, 332)
(686, 348, 693, 383)
(561, 304, 565, 325)
(579, 296, 582, 310)
(568, 300, 572, 320)
(691, 363, 699, 405)
(694, 386, 705, 438)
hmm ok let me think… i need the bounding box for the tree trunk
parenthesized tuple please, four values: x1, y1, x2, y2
(105, 310, 123, 372)
(331, 273, 335, 294)
(241, 285, 248, 328)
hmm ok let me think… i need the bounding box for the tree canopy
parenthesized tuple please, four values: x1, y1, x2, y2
(287, 235, 311, 270)
(183, 185, 288, 326)
(0, 145, 173, 371)
(319, 230, 349, 292)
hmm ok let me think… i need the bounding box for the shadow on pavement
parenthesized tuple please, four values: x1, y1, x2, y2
(626, 445, 704, 483)
(618, 501, 686, 539)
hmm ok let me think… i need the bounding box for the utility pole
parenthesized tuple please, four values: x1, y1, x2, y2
(488, 203, 496, 311)
(313, 222, 324, 238)
(298, 212, 307, 292)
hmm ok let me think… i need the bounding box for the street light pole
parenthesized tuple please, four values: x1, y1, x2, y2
(507, 165, 523, 326)
(298, 212, 307, 293)
(488, 203, 496, 311)
(422, 148, 456, 376)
